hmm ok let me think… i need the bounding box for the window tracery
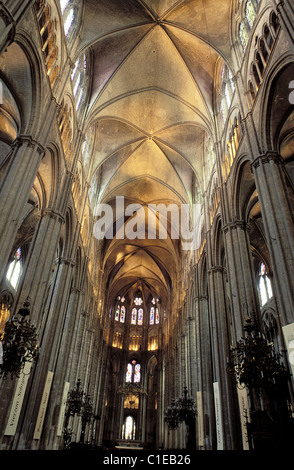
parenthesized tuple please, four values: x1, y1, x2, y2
(238, 0, 260, 52)
(89, 173, 99, 208)
(126, 360, 141, 383)
(219, 64, 235, 124)
(131, 292, 144, 325)
(58, 101, 73, 161)
(247, 12, 279, 104)
(72, 163, 82, 212)
(149, 298, 160, 325)
(239, 22, 249, 51)
(245, 0, 256, 29)
(82, 126, 94, 175)
(222, 116, 241, 180)
(59, 0, 78, 39)
(36, 2, 59, 87)
(71, 54, 88, 111)
(115, 295, 126, 323)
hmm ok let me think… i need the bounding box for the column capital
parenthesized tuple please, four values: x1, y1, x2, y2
(195, 295, 208, 301)
(207, 265, 225, 274)
(222, 219, 249, 233)
(41, 208, 65, 224)
(11, 135, 45, 156)
(55, 257, 76, 267)
(71, 287, 81, 294)
(251, 151, 284, 171)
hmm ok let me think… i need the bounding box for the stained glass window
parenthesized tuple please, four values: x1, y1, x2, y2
(155, 308, 159, 324)
(131, 308, 137, 325)
(64, 7, 74, 36)
(126, 361, 141, 383)
(60, 0, 69, 14)
(229, 69, 235, 93)
(122, 416, 136, 440)
(258, 262, 273, 307)
(60, 1, 78, 39)
(224, 83, 231, 108)
(134, 363, 141, 382)
(6, 248, 22, 290)
(114, 295, 126, 322)
(138, 308, 143, 325)
(245, 0, 256, 29)
(71, 54, 87, 111)
(134, 296, 143, 306)
(239, 22, 249, 51)
(220, 99, 226, 122)
(219, 64, 235, 125)
(150, 307, 155, 325)
(150, 299, 160, 325)
(120, 306, 126, 323)
(126, 363, 132, 383)
(115, 306, 120, 321)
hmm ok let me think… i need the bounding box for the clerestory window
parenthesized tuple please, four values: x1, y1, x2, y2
(257, 262, 273, 307)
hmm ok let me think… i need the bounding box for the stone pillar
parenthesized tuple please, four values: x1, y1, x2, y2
(14, 208, 65, 322)
(187, 314, 197, 400)
(46, 284, 90, 449)
(15, 255, 75, 450)
(251, 152, 294, 325)
(197, 293, 215, 450)
(222, 220, 260, 335)
(0, 136, 45, 281)
(207, 265, 241, 450)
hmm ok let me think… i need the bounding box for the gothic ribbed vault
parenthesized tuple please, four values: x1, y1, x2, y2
(77, 0, 233, 307)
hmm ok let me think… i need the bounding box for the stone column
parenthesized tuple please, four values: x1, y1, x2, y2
(222, 220, 260, 335)
(207, 265, 241, 450)
(14, 208, 65, 323)
(197, 293, 215, 450)
(0, 136, 45, 281)
(55, 286, 84, 449)
(15, 254, 76, 450)
(251, 152, 294, 325)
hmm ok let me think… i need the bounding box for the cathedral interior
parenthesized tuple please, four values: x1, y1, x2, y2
(0, 0, 294, 453)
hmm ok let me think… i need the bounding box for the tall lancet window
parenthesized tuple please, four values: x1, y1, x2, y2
(122, 416, 136, 440)
(126, 360, 141, 383)
(6, 248, 23, 290)
(71, 54, 88, 111)
(150, 298, 160, 325)
(258, 262, 273, 307)
(115, 295, 126, 323)
(60, 0, 78, 38)
(131, 292, 143, 325)
(219, 64, 235, 123)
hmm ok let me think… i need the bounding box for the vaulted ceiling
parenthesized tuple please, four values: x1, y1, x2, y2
(77, 0, 234, 309)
